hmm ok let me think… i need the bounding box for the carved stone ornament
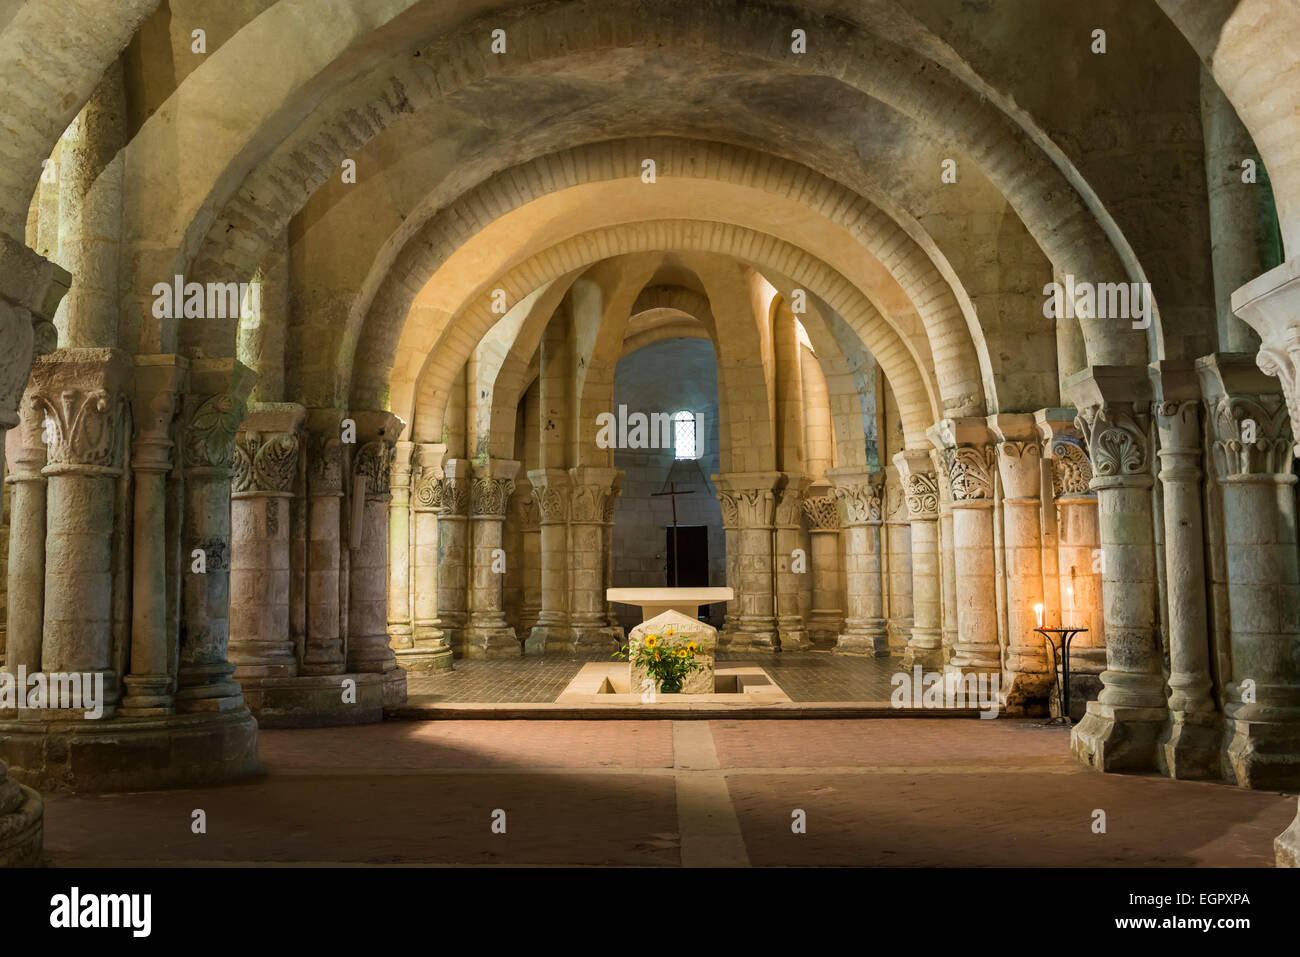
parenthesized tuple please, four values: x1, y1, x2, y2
(30, 387, 126, 471)
(1050, 437, 1094, 497)
(944, 445, 995, 501)
(801, 495, 840, 530)
(1075, 405, 1149, 477)
(233, 431, 300, 494)
(903, 472, 940, 519)
(183, 393, 246, 471)
(1208, 393, 1294, 478)
(308, 434, 344, 496)
(831, 482, 881, 526)
(472, 476, 515, 517)
(354, 440, 393, 498)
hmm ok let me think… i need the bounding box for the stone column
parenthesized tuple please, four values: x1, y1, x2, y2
(528, 467, 574, 654)
(228, 403, 304, 679)
(4, 401, 47, 675)
(387, 442, 415, 658)
(301, 419, 346, 675)
(432, 458, 471, 656)
(1199, 354, 1300, 789)
(774, 474, 811, 651)
(1068, 367, 1165, 772)
(1149, 363, 1220, 779)
(1037, 412, 1106, 709)
(464, 459, 520, 658)
(29, 348, 131, 713)
(0, 278, 61, 866)
(882, 471, 913, 649)
(934, 419, 1000, 679)
(926, 432, 959, 666)
(894, 450, 942, 670)
(177, 359, 254, 713)
(801, 486, 844, 645)
(714, 472, 782, 650)
(990, 414, 1050, 713)
(518, 480, 543, 641)
(120, 355, 186, 715)
(347, 412, 406, 706)
(1230, 257, 1300, 862)
(828, 468, 887, 656)
(567, 465, 620, 654)
(403, 442, 452, 671)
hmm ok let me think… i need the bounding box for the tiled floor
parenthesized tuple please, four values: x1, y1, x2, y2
(405, 650, 903, 703)
(38, 719, 1296, 867)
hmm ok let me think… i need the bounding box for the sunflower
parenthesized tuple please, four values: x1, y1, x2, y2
(644, 635, 658, 649)
(666, 627, 675, 636)
(677, 649, 688, 659)
(686, 641, 698, 653)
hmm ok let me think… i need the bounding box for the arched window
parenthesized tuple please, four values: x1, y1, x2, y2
(673, 410, 697, 460)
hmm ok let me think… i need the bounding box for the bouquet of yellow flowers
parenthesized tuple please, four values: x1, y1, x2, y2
(614, 627, 705, 693)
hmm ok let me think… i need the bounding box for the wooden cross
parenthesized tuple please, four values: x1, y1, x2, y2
(651, 481, 695, 587)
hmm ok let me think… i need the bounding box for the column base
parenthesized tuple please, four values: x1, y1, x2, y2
(807, 619, 843, 647)
(1000, 668, 1054, 717)
(347, 635, 398, 674)
(1070, 701, 1166, 773)
(0, 708, 259, 792)
(1276, 799, 1300, 868)
(119, 673, 175, 717)
(238, 673, 386, 728)
(387, 624, 414, 652)
(722, 627, 779, 652)
(902, 635, 944, 672)
(175, 662, 245, 713)
(229, 647, 298, 679)
(462, 623, 522, 659)
(1157, 712, 1223, 781)
(530, 623, 579, 656)
(0, 773, 42, 866)
(834, 626, 889, 657)
(1223, 715, 1300, 790)
(395, 646, 454, 672)
(777, 623, 812, 652)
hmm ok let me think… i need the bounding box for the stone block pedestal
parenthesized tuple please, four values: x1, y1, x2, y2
(627, 610, 716, 695)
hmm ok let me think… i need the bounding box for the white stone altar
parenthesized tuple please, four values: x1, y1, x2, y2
(606, 587, 734, 621)
(626, 610, 717, 695)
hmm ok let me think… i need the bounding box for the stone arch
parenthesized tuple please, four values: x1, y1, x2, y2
(117, 0, 1151, 371)
(401, 220, 939, 453)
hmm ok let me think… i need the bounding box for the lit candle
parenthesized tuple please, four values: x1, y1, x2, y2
(1034, 603, 1044, 629)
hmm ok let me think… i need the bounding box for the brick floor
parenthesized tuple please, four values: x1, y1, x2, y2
(35, 718, 1296, 867)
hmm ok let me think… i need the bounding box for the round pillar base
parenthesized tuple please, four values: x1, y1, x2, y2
(1069, 701, 1166, 773)
(240, 673, 386, 728)
(396, 646, 454, 672)
(0, 777, 42, 866)
(0, 708, 259, 793)
(1276, 800, 1300, 868)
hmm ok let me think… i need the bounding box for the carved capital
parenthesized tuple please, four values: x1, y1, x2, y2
(1206, 393, 1293, 478)
(717, 487, 776, 528)
(903, 472, 940, 519)
(801, 494, 840, 530)
(533, 484, 569, 524)
(941, 444, 995, 502)
(233, 431, 300, 494)
(354, 440, 394, 499)
(182, 392, 245, 472)
(437, 477, 471, 516)
(307, 433, 344, 496)
(27, 349, 131, 474)
(1074, 403, 1151, 480)
(472, 476, 515, 517)
(830, 481, 880, 526)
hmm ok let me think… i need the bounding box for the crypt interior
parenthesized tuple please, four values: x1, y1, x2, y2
(2, 0, 1300, 868)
